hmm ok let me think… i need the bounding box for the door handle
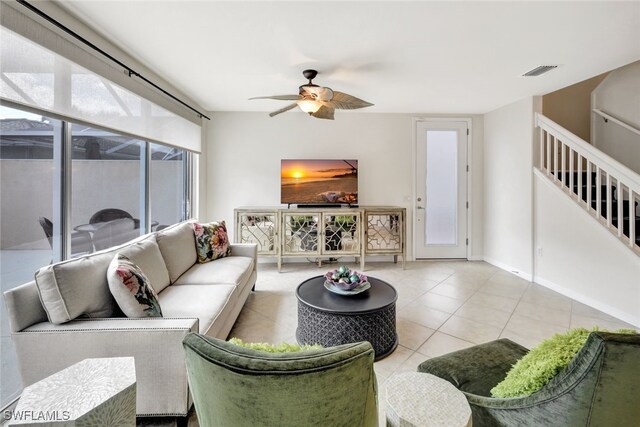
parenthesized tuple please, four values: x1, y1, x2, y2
(416, 206, 425, 210)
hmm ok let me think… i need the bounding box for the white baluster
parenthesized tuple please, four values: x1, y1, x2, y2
(606, 172, 612, 227)
(569, 149, 574, 195)
(587, 162, 592, 209)
(577, 155, 583, 202)
(617, 181, 623, 237)
(554, 136, 558, 181)
(536, 115, 640, 251)
(631, 191, 637, 248)
(540, 129, 545, 171)
(561, 142, 566, 188)
(546, 132, 551, 176)
(596, 166, 601, 218)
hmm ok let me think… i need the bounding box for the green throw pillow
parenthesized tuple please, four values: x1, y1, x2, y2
(491, 328, 637, 398)
(228, 337, 322, 353)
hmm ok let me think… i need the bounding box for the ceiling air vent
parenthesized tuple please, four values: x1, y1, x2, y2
(522, 65, 558, 77)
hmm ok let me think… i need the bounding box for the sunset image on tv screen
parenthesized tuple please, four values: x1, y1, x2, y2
(281, 159, 358, 204)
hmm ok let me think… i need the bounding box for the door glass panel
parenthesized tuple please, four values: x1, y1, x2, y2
(425, 130, 457, 245)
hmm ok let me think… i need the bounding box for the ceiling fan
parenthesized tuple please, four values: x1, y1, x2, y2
(250, 69, 373, 120)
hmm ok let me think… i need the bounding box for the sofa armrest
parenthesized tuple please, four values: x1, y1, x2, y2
(3, 280, 48, 333)
(229, 243, 258, 273)
(229, 243, 257, 259)
(12, 317, 198, 416)
(417, 338, 528, 397)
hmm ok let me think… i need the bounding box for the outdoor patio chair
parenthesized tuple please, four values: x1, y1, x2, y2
(38, 217, 93, 256)
(89, 208, 139, 228)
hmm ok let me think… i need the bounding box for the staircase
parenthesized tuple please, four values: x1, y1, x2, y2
(535, 114, 640, 254)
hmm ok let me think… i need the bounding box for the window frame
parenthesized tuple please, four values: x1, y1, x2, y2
(0, 99, 194, 261)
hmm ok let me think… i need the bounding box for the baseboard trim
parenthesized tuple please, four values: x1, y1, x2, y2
(483, 257, 533, 281)
(468, 255, 484, 261)
(534, 275, 640, 328)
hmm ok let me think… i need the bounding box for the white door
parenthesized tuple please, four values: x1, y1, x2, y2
(415, 120, 468, 258)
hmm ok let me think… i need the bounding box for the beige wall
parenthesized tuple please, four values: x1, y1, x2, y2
(542, 72, 609, 142)
(205, 111, 484, 260)
(483, 96, 541, 280)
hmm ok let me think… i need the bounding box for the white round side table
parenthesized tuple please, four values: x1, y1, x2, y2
(385, 372, 472, 427)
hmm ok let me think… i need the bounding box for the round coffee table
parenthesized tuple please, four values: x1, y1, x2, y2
(295, 275, 398, 360)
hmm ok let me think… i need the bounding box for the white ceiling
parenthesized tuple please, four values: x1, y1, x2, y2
(58, 1, 640, 114)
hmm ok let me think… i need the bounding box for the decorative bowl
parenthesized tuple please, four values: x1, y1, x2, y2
(324, 280, 370, 296)
(324, 266, 368, 291)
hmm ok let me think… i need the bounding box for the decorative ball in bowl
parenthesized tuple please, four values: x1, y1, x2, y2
(324, 265, 368, 291)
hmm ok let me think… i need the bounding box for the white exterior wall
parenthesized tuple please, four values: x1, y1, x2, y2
(0, 160, 182, 249)
(482, 97, 539, 279)
(534, 170, 640, 327)
(205, 111, 484, 260)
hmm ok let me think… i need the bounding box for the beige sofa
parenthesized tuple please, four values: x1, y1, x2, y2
(3, 220, 257, 417)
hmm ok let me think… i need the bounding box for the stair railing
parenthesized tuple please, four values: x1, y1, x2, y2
(535, 113, 640, 252)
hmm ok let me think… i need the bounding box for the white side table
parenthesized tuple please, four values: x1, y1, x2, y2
(8, 357, 136, 426)
(385, 372, 472, 427)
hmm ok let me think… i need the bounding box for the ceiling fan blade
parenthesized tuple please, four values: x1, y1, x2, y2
(269, 103, 299, 117)
(326, 91, 373, 110)
(250, 95, 301, 101)
(311, 105, 335, 120)
(301, 86, 334, 101)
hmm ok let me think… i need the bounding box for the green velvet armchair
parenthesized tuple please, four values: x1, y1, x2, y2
(418, 332, 640, 426)
(183, 333, 378, 427)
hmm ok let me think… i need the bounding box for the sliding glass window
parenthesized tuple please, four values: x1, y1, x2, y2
(151, 143, 186, 229)
(1, 5, 200, 409)
(0, 106, 61, 405)
(0, 103, 191, 408)
(71, 125, 144, 252)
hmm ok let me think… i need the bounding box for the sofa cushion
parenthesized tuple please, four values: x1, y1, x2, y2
(193, 221, 231, 263)
(173, 256, 254, 287)
(34, 233, 160, 324)
(107, 254, 163, 318)
(158, 285, 237, 336)
(156, 221, 197, 283)
(117, 235, 170, 293)
(35, 251, 118, 324)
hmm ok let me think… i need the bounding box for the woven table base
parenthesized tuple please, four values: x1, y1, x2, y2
(296, 300, 398, 360)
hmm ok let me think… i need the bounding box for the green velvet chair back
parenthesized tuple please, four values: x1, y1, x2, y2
(183, 333, 378, 427)
(421, 332, 640, 426)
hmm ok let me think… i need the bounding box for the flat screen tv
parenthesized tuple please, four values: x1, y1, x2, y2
(281, 159, 358, 205)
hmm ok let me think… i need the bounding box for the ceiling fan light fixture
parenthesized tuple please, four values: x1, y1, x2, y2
(251, 69, 373, 120)
(297, 99, 321, 114)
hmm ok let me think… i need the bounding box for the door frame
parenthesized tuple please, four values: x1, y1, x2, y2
(412, 117, 473, 260)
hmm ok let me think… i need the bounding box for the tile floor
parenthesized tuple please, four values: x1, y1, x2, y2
(141, 260, 637, 427)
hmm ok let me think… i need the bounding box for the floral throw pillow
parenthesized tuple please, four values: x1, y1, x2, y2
(107, 254, 163, 317)
(193, 221, 231, 263)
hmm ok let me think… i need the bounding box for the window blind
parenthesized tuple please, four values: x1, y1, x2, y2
(0, 2, 202, 152)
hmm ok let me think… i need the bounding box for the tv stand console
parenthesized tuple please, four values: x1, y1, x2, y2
(234, 206, 406, 272)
